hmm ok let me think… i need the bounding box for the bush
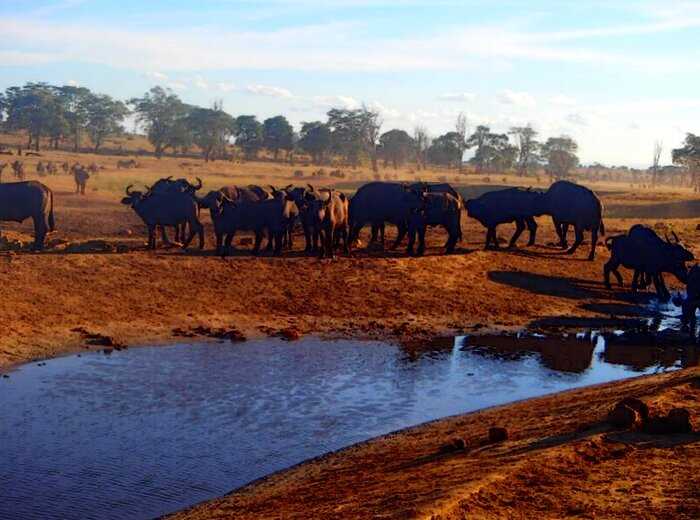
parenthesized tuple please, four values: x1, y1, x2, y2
(293, 170, 304, 178)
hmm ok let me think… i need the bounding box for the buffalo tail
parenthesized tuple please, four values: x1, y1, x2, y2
(48, 189, 55, 231)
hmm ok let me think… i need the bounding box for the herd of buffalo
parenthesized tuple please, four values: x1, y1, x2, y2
(1, 175, 699, 326)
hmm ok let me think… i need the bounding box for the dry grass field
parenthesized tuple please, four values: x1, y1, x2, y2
(1, 135, 699, 519)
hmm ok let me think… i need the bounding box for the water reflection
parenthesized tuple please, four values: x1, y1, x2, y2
(0, 336, 689, 520)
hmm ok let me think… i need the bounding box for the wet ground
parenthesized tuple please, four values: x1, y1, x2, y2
(0, 334, 696, 520)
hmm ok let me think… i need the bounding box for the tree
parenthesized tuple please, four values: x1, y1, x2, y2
(234, 115, 263, 160)
(262, 115, 294, 160)
(326, 106, 381, 170)
(413, 126, 430, 170)
(651, 140, 663, 186)
(455, 112, 468, 173)
(186, 106, 236, 161)
(379, 129, 415, 169)
(466, 125, 510, 173)
(3, 83, 64, 150)
(427, 132, 463, 168)
(85, 94, 128, 152)
(56, 85, 92, 152)
(128, 86, 190, 158)
(672, 133, 700, 191)
(542, 136, 579, 181)
(298, 121, 332, 165)
(509, 125, 540, 176)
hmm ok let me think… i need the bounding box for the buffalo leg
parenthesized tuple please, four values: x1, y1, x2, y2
(391, 224, 407, 250)
(509, 219, 526, 248)
(588, 227, 598, 260)
(417, 225, 426, 256)
(342, 227, 350, 255)
(566, 225, 583, 255)
(303, 223, 312, 252)
(603, 258, 623, 288)
(31, 215, 47, 251)
(253, 231, 264, 255)
(444, 224, 457, 254)
(223, 232, 235, 257)
(265, 229, 274, 252)
(274, 231, 284, 257)
(653, 274, 671, 302)
(525, 217, 537, 246)
(215, 232, 223, 255)
(631, 270, 641, 292)
(486, 227, 499, 250)
(147, 225, 156, 249)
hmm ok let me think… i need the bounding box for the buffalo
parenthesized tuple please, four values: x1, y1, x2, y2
(72, 165, 90, 195)
(539, 180, 605, 260)
(200, 191, 297, 257)
(285, 184, 324, 253)
(121, 185, 204, 250)
(604, 225, 693, 301)
(348, 181, 424, 251)
(679, 264, 700, 332)
(117, 159, 138, 169)
(309, 189, 349, 258)
(408, 192, 462, 255)
(466, 188, 542, 249)
(0, 181, 55, 250)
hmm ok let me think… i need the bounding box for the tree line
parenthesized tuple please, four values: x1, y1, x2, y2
(2, 83, 699, 185)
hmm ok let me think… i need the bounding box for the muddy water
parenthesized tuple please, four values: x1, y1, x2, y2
(0, 335, 693, 519)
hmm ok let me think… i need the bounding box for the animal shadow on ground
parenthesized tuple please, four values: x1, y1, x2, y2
(488, 270, 631, 301)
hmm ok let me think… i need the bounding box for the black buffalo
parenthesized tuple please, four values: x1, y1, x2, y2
(0, 181, 55, 250)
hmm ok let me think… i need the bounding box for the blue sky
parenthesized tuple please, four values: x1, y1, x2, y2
(1, 0, 700, 166)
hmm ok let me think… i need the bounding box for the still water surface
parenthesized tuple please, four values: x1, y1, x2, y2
(0, 334, 691, 519)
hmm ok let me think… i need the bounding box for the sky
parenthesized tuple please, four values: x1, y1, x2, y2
(1, 0, 699, 167)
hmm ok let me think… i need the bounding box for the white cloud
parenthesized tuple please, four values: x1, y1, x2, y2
(498, 90, 536, 108)
(311, 95, 360, 110)
(216, 82, 236, 92)
(367, 101, 401, 119)
(437, 92, 476, 102)
(565, 112, 589, 126)
(166, 81, 187, 91)
(67, 79, 79, 87)
(550, 94, 577, 106)
(144, 71, 168, 81)
(192, 75, 208, 89)
(246, 84, 293, 98)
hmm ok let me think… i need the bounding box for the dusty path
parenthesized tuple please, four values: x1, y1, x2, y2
(170, 367, 700, 520)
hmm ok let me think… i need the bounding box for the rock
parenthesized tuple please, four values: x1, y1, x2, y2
(223, 328, 247, 342)
(618, 397, 649, 421)
(279, 327, 302, 341)
(666, 408, 693, 433)
(438, 437, 467, 454)
(608, 402, 642, 429)
(488, 427, 508, 443)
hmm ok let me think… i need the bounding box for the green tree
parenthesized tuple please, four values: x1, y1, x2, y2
(672, 133, 700, 191)
(3, 83, 64, 150)
(298, 121, 332, 165)
(85, 94, 128, 152)
(509, 125, 540, 176)
(186, 107, 236, 161)
(326, 106, 381, 169)
(263, 115, 294, 160)
(466, 125, 509, 173)
(234, 115, 263, 160)
(542, 136, 579, 181)
(427, 132, 463, 168)
(56, 85, 92, 152)
(379, 129, 415, 169)
(128, 86, 190, 158)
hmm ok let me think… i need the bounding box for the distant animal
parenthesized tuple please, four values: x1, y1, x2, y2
(116, 159, 138, 169)
(348, 181, 425, 252)
(36, 161, 45, 176)
(11, 160, 24, 180)
(0, 181, 55, 250)
(465, 188, 542, 249)
(604, 225, 694, 301)
(61, 162, 70, 174)
(309, 189, 349, 258)
(408, 192, 462, 256)
(46, 161, 58, 175)
(539, 180, 605, 260)
(87, 162, 99, 174)
(72, 164, 90, 195)
(121, 185, 204, 250)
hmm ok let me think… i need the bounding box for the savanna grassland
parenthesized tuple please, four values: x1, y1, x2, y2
(1, 134, 699, 519)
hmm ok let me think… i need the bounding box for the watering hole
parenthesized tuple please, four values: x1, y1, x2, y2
(0, 333, 696, 519)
